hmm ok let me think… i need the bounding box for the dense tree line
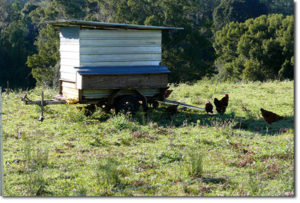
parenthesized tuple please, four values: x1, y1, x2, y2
(0, 0, 294, 89)
(214, 14, 294, 81)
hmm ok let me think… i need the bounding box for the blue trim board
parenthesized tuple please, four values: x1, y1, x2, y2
(76, 66, 171, 75)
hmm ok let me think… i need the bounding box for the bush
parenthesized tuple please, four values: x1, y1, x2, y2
(214, 14, 294, 81)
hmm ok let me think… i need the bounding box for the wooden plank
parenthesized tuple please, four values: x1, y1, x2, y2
(80, 39, 161, 46)
(80, 53, 161, 61)
(60, 44, 80, 52)
(82, 88, 161, 99)
(62, 81, 76, 89)
(60, 58, 80, 67)
(81, 74, 168, 90)
(80, 29, 161, 38)
(80, 46, 161, 53)
(62, 86, 79, 99)
(60, 65, 77, 73)
(60, 72, 76, 82)
(60, 51, 80, 60)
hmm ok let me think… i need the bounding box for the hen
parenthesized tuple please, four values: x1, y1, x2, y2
(205, 100, 213, 114)
(260, 108, 284, 124)
(214, 94, 229, 115)
(166, 105, 178, 115)
(76, 104, 96, 116)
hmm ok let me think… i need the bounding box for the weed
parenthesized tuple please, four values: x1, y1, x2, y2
(188, 151, 204, 178)
(27, 168, 48, 196)
(24, 139, 49, 171)
(110, 114, 137, 131)
(158, 151, 183, 163)
(248, 172, 263, 196)
(89, 137, 107, 147)
(23, 139, 49, 196)
(63, 105, 86, 122)
(96, 158, 122, 189)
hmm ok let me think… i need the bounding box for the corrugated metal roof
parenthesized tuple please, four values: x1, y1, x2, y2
(76, 66, 170, 75)
(47, 20, 184, 30)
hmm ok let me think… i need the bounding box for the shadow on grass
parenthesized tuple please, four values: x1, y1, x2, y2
(132, 107, 294, 136)
(86, 105, 294, 136)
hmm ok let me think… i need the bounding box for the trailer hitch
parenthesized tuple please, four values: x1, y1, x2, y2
(21, 91, 66, 122)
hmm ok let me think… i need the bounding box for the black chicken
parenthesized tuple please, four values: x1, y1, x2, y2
(214, 94, 229, 115)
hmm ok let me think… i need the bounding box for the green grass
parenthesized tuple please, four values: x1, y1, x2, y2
(2, 80, 294, 196)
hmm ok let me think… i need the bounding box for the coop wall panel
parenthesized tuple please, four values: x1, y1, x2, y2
(62, 81, 77, 89)
(62, 86, 79, 99)
(60, 27, 80, 81)
(60, 65, 77, 73)
(79, 29, 162, 67)
(81, 74, 168, 90)
(80, 46, 161, 54)
(60, 72, 77, 82)
(82, 89, 161, 99)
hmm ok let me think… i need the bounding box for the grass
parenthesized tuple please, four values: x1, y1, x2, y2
(1, 79, 294, 196)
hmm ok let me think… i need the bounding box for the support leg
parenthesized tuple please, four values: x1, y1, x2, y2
(39, 91, 44, 122)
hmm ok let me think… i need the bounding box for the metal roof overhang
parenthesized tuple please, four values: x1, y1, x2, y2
(75, 66, 171, 75)
(47, 20, 184, 30)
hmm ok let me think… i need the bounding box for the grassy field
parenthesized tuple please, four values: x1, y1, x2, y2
(1, 80, 294, 196)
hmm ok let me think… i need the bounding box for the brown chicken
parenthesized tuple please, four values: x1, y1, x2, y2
(214, 94, 229, 115)
(166, 105, 178, 115)
(164, 90, 173, 99)
(260, 108, 284, 124)
(76, 104, 96, 116)
(205, 100, 213, 114)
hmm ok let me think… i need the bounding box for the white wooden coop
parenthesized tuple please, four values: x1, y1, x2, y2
(48, 20, 183, 103)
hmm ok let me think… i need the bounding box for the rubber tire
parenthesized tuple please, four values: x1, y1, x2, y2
(115, 95, 141, 114)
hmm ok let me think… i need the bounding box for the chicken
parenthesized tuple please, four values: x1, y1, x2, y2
(152, 100, 159, 109)
(214, 94, 229, 115)
(166, 105, 178, 115)
(164, 90, 173, 99)
(260, 108, 284, 124)
(76, 104, 96, 116)
(205, 100, 213, 114)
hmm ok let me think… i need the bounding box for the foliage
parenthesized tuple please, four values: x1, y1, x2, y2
(213, 0, 268, 31)
(2, 80, 294, 196)
(260, 0, 294, 15)
(27, 25, 59, 87)
(0, 0, 295, 88)
(213, 14, 294, 81)
(0, 1, 35, 88)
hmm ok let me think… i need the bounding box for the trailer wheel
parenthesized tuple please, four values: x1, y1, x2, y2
(115, 96, 141, 114)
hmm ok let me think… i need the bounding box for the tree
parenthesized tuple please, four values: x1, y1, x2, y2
(0, 20, 35, 88)
(213, 14, 294, 81)
(27, 25, 59, 86)
(213, 0, 267, 31)
(260, 0, 294, 15)
(25, 0, 89, 87)
(53, 0, 87, 19)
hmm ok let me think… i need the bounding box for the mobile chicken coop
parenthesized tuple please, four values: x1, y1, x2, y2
(22, 20, 204, 120)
